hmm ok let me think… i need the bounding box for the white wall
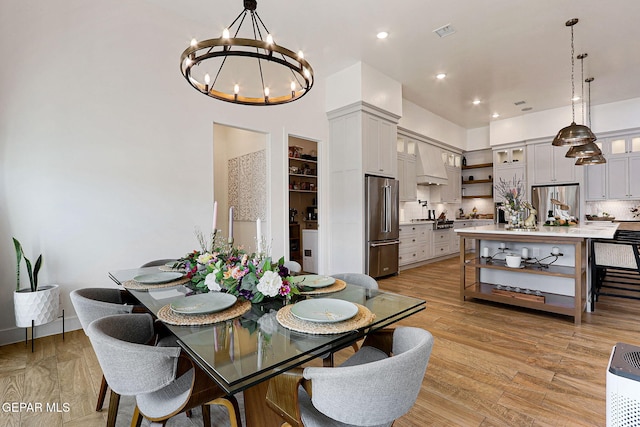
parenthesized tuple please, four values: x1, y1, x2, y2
(0, 1, 328, 344)
(325, 62, 403, 117)
(489, 97, 640, 145)
(399, 99, 467, 149)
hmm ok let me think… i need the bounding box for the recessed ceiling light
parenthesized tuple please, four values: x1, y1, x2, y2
(436, 73, 446, 80)
(376, 31, 389, 39)
(492, 113, 500, 118)
(472, 99, 481, 105)
(572, 96, 581, 101)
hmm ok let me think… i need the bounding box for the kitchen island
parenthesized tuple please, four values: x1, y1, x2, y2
(455, 223, 619, 323)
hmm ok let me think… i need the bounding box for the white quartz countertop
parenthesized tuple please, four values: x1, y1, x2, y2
(454, 223, 619, 239)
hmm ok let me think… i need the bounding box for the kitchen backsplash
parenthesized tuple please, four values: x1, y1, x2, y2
(586, 200, 640, 220)
(399, 186, 462, 222)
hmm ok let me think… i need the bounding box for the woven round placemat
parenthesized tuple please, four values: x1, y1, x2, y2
(122, 275, 191, 291)
(157, 299, 251, 326)
(299, 279, 347, 295)
(276, 303, 375, 335)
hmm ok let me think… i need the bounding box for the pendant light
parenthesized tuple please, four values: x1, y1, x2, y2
(552, 19, 596, 147)
(575, 77, 606, 165)
(565, 53, 602, 158)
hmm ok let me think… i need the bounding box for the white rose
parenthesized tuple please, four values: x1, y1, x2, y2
(204, 273, 221, 292)
(257, 270, 282, 297)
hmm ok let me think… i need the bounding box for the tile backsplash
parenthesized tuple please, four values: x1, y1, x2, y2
(586, 200, 640, 220)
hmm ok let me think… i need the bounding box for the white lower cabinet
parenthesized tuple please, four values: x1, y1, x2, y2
(399, 224, 432, 267)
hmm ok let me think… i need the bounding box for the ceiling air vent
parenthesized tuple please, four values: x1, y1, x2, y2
(433, 24, 456, 38)
(514, 100, 526, 106)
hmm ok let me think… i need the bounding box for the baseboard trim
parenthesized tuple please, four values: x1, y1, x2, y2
(0, 316, 82, 346)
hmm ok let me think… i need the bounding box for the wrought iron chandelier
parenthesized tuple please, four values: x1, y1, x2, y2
(179, 0, 314, 106)
(552, 19, 596, 147)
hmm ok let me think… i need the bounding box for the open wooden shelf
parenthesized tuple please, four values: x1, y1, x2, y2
(463, 281, 575, 316)
(462, 163, 493, 170)
(462, 195, 493, 199)
(465, 257, 576, 278)
(463, 179, 492, 184)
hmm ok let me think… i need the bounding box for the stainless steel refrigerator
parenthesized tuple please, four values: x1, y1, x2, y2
(531, 183, 580, 223)
(366, 175, 400, 278)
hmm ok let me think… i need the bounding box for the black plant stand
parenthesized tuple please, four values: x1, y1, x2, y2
(25, 309, 65, 352)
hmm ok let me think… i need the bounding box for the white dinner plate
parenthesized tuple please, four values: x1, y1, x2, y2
(170, 292, 237, 315)
(133, 272, 184, 284)
(290, 275, 336, 289)
(290, 298, 358, 323)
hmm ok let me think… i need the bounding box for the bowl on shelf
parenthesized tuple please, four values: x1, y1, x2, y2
(505, 254, 522, 268)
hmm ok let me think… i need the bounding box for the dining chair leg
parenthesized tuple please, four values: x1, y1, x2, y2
(130, 406, 143, 427)
(201, 404, 211, 427)
(106, 390, 120, 427)
(207, 397, 242, 427)
(96, 375, 108, 411)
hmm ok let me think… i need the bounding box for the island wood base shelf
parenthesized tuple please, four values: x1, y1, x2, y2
(458, 230, 589, 324)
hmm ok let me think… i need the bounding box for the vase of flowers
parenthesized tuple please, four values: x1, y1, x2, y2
(495, 175, 529, 230)
(177, 243, 299, 304)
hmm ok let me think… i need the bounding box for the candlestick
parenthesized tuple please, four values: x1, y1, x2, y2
(256, 218, 262, 253)
(228, 206, 234, 243)
(212, 201, 218, 234)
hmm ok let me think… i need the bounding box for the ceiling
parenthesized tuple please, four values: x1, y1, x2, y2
(151, 0, 640, 129)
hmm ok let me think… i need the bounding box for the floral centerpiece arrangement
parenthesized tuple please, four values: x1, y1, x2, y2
(176, 229, 299, 304)
(495, 175, 530, 229)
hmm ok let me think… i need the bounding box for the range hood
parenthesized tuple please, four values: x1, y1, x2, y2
(416, 142, 448, 186)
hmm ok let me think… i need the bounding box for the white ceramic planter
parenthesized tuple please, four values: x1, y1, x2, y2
(14, 284, 60, 328)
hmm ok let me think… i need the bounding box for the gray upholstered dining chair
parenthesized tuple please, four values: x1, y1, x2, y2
(266, 326, 434, 427)
(284, 260, 302, 275)
(140, 258, 177, 267)
(87, 313, 240, 427)
(70, 288, 144, 425)
(330, 273, 379, 356)
(330, 273, 378, 290)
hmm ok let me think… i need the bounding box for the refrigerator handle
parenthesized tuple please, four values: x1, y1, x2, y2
(384, 185, 391, 233)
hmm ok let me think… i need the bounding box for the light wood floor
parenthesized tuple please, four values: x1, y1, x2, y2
(2, 256, 639, 426)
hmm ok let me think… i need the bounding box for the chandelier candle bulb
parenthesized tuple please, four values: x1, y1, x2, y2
(521, 247, 529, 259)
(551, 246, 560, 255)
(482, 247, 490, 258)
(499, 242, 506, 249)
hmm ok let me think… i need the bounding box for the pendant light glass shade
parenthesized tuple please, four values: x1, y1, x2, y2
(565, 141, 602, 158)
(575, 154, 606, 165)
(552, 122, 597, 146)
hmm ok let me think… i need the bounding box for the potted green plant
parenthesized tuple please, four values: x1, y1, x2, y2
(13, 238, 59, 328)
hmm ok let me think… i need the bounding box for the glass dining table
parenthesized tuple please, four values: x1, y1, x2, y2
(109, 267, 425, 426)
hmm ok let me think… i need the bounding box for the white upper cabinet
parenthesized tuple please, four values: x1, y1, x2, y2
(397, 135, 417, 202)
(585, 134, 640, 201)
(530, 143, 577, 185)
(494, 146, 525, 166)
(363, 113, 397, 177)
(609, 136, 640, 156)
